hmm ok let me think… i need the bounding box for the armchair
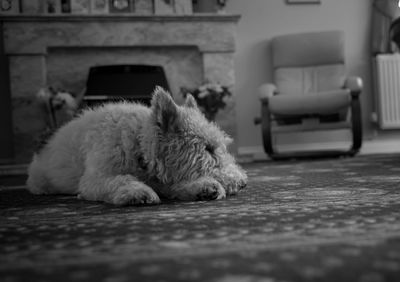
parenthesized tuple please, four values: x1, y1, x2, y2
(254, 31, 363, 160)
(390, 16, 400, 49)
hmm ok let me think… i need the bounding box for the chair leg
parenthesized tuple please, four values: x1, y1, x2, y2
(261, 102, 276, 158)
(350, 92, 362, 155)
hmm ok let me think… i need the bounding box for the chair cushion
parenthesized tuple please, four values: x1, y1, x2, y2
(272, 30, 345, 68)
(275, 64, 346, 96)
(269, 89, 351, 116)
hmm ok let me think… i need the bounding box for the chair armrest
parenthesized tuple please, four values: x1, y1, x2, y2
(258, 83, 278, 102)
(344, 77, 363, 96)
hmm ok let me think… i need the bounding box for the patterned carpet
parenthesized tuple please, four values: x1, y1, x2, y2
(1, 154, 400, 282)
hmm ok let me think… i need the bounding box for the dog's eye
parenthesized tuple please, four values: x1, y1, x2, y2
(205, 144, 215, 155)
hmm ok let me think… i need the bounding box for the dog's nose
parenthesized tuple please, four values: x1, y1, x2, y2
(239, 179, 247, 190)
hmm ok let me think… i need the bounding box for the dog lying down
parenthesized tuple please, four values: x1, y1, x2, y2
(27, 87, 247, 205)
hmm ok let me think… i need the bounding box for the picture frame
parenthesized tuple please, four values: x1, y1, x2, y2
(0, 0, 20, 14)
(134, 0, 153, 15)
(91, 0, 109, 14)
(286, 0, 320, 4)
(61, 0, 71, 13)
(44, 0, 62, 14)
(21, 0, 43, 14)
(174, 0, 192, 15)
(70, 0, 90, 14)
(109, 0, 133, 13)
(154, 0, 174, 15)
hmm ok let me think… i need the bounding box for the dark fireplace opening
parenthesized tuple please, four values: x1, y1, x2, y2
(83, 64, 170, 107)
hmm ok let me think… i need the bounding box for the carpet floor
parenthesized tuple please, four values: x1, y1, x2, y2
(1, 154, 400, 282)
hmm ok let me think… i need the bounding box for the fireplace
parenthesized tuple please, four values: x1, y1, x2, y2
(1, 14, 240, 163)
(82, 64, 170, 107)
(46, 45, 202, 104)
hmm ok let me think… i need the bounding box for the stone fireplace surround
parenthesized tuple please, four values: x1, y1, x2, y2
(1, 14, 240, 162)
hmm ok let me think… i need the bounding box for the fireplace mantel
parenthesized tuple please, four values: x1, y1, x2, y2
(2, 14, 240, 54)
(1, 14, 240, 162)
(0, 14, 241, 22)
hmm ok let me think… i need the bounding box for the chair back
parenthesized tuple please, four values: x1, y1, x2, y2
(271, 31, 346, 96)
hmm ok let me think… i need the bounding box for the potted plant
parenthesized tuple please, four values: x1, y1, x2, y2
(181, 82, 232, 121)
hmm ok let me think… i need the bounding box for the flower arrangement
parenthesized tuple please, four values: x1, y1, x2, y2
(34, 86, 79, 152)
(182, 82, 232, 121)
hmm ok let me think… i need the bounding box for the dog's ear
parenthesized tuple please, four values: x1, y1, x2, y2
(151, 86, 179, 133)
(184, 94, 198, 109)
(224, 136, 233, 146)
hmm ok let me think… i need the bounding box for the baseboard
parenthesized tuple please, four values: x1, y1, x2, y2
(238, 139, 400, 161)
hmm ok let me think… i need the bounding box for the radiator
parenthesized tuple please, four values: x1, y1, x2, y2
(375, 54, 400, 129)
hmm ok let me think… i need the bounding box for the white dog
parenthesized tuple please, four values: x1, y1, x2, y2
(27, 87, 247, 205)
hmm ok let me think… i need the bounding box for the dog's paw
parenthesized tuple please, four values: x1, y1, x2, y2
(196, 179, 226, 201)
(214, 167, 247, 196)
(111, 184, 161, 206)
(166, 178, 226, 201)
(223, 178, 247, 196)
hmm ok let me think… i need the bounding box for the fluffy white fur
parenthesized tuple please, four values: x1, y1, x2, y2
(27, 87, 247, 205)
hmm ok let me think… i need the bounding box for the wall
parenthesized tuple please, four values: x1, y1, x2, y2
(226, 0, 375, 153)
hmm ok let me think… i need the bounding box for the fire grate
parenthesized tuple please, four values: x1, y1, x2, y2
(83, 64, 170, 107)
